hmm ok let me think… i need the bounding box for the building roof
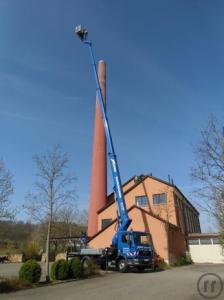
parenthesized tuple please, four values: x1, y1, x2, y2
(188, 233, 220, 239)
(90, 204, 181, 242)
(98, 174, 199, 215)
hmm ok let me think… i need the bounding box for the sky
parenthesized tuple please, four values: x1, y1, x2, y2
(0, 0, 224, 231)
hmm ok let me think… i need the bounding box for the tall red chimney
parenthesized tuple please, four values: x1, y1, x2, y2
(87, 60, 107, 237)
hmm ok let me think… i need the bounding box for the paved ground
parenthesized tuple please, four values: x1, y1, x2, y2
(0, 263, 50, 281)
(1, 264, 224, 300)
(0, 263, 22, 278)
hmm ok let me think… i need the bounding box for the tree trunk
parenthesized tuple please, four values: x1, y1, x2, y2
(45, 217, 51, 282)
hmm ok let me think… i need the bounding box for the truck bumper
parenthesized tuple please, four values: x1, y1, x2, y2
(127, 258, 153, 267)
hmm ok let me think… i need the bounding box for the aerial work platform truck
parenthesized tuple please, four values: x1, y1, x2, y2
(68, 25, 156, 272)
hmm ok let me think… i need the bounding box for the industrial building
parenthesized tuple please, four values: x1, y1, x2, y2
(87, 60, 201, 264)
(89, 174, 201, 263)
(188, 233, 224, 263)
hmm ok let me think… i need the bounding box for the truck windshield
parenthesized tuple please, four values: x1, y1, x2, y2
(133, 233, 152, 246)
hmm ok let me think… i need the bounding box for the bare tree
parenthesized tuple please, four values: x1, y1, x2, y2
(77, 208, 88, 226)
(24, 145, 76, 282)
(55, 204, 79, 237)
(0, 159, 14, 220)
(191, 116, 224, 234)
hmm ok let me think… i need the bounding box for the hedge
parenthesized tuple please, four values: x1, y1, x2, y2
(68, 258, 83, 278)
(51, 259, 69, 280)
(19, 259, 41, 283)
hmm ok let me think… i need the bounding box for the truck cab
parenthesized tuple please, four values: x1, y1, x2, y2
(116, 231, 155, 272)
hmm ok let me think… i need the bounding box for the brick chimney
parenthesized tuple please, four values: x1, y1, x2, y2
(87, 60, 107, 237)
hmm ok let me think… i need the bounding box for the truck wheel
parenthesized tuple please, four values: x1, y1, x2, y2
(100, 259, 107, 270)
(117, 259, 127, 273)
(151, 264, 156, 272)
(82, 256, 91, 269)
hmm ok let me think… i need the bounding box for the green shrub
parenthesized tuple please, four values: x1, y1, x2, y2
(174, 254, 193, 266)
(19, 260, 41, 283)
(184, 252, 193, 264)
(158, 259, 170, 270)
(50, 261, 58, 280)
(51, 259, 69, 280)
(57, 260, 69, 280)
(220, 232, 224, 247)
(82, 258, 99, 277)
(68, 258, 83, 278)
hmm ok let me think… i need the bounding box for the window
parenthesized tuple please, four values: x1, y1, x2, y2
(200, 238, 212, 245)
(153, 193, 166, 205)
(122, 234, 129, 243)
(135, 196, 148, 207)
(188, 239, 199, 245)
(101, 219, 112, 229)
(133, 233, 152, 246)
(212, 238, 220, 245)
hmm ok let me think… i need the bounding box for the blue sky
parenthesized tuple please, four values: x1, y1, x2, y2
(0, 0, 223, 231)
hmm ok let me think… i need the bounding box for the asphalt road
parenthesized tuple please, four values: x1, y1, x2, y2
(1, 264, 224, 300)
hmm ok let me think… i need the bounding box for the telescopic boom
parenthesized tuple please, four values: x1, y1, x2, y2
(75, 25, 131, 246)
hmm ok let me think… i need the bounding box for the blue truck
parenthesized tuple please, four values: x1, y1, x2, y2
(71, 26, 156, 272)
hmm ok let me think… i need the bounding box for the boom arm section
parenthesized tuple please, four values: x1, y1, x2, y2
(75, 25, 131, 246)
